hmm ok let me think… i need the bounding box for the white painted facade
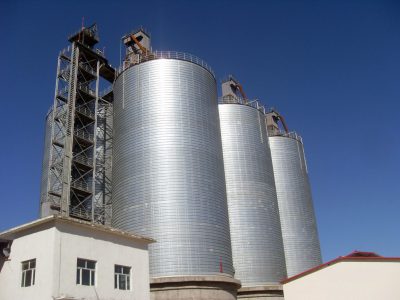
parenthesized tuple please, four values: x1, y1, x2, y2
(0, 216, 154, 300)
(283, 259, 400, 300)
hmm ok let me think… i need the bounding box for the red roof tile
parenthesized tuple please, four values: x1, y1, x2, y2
(281, 251, 400, 284)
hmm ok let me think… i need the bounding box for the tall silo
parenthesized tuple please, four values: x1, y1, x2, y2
(266, 111, 322, 277)
(218, 78, 286, 299)
(111, 30, 239, 299)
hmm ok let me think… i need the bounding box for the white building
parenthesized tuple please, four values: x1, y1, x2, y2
(0, 215, 154, 300)
(282, 251, 400, 300)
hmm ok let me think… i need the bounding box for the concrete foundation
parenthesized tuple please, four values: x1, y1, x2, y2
(150, 275, 241, 300)
(237, 285, 284, 300)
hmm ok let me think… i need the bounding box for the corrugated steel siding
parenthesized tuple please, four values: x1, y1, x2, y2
(39, 109, 53, 217)
(269, 136, 322, 277)
(112, 59, 233, 277)
(219, 104, 287, 285)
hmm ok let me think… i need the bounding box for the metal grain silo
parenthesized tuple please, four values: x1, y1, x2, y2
(39, 108, 54, 217)
(111, 52, 234, 279)
(267, 112, 322, 277)
(218, 78, 286, 288)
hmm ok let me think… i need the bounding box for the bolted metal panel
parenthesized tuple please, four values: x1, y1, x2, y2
(219, 104, 287, 286)
(269, 136, 322, 277)
(112, 59, 233, 277)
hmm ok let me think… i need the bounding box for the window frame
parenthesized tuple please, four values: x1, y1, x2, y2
(21, 259, 36, 287)
(76, 258, 96, 286)
(114, 264, 131, 290)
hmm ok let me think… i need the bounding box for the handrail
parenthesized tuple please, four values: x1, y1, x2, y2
(70, 207, 92, 220)
(57, 86, 69, 97)
(74, 129, 94, 142)
(79, 63, 97, 76)
(68, 27, 99, 42)
(117, 51, 215, 78)
(218, 96, 267, 115)
(58, 67, 70, 78)
(75, 105, 95, 119)
(73, 154, 93, 167)
(269, 130, 303, 143)
(71, 180, 92, 192)
(77, 84, 96, 96)
(59, 46, 71, 59)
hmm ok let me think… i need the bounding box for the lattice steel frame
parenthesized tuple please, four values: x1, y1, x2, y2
(44, 25, 114, 224)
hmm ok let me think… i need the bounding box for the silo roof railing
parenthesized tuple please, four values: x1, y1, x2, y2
(270, 130, 303, 144)
(117, 51, 215, 78)
(219, 96, 267, 115)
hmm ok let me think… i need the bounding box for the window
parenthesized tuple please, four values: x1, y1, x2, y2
(76, 258, 96, 286)
(21, 259, 36, 287)
(114, 265, 131, 290)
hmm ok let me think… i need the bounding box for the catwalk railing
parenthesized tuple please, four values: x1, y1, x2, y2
(117, 51, 215, 78)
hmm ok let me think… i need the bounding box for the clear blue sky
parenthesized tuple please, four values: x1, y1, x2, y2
(1, 0, 399, 262)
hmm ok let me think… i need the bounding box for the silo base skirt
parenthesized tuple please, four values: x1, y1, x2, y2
(150, 275, 241, 300)
(237, 285, 284, 299)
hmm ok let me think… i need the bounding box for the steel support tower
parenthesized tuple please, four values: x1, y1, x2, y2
(42, 24, 115, 224)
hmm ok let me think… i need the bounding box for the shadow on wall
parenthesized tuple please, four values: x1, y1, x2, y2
(0, 241, 12, 271)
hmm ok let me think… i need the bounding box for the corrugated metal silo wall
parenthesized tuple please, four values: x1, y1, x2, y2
(112, 59, 234, 277)
(219, 104, 287, 285)
(39, 109, 53, 217)
(269, 136, 322, 277)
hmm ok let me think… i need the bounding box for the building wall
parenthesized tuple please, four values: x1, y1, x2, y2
(283, 261, 400, 300)
(0, 221, 151, 300)
(0, 224, 57, 300)
(56, 222, 150, 300)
